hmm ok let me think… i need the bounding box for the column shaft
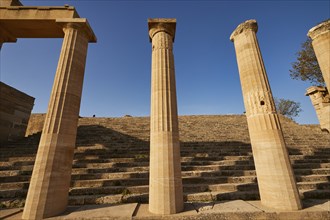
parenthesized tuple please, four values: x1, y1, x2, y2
(308, 20, 330, 89)
(230, 20, 302, 211)
(22, 24, 89, 219)
(149, 19, 183, 215)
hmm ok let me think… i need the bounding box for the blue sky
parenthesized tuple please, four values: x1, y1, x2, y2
(1, 0, 329, 124)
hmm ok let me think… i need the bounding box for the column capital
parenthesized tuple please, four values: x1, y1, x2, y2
(230, 19, 258, 42)
(307, 20, 330, 40)
(148, 18, 176, 42)
(56, 18, 97, 43)
(305, 86, 328, 96)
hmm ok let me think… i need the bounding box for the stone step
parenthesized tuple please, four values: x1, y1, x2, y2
(0, 198, 25, 208)
(69, 185, 149, 196)
(1, 180, 328, 203)
(296, 174, 330, 182)
(182, 170, 257, 177)
(294, 168, 330, 175)
(300, 189, 330, 199)
(71, 178, 149, 188)
(0, 175, 30, 183)
(297, 181, 330, 190)
(291, 158, 330, 163)
(1, 174, 328, 193)
(0, 182, 29, 190)
(72, 162, 150, 169)
(71, 171, 149, 181)
(0, 189, 27, 199)
(292, 163, 330, 169)
(181, 164, 256, 171)
(70, 176, 258, 188)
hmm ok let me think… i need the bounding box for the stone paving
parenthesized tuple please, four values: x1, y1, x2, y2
(1, 199, 329, 219)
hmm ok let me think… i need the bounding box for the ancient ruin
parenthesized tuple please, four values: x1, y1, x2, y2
(148, 18, 184, 214)
(0, 1, 96, 219)
(1, 1, 329, 219)
(308, 20, 330, 89)
(305, 86, 330, 132)
(0, 82, 35, 143)
(230, 20, 302, 210)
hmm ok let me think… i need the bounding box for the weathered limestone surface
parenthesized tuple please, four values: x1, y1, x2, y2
(230, 20, 302, 211)
(1, 2, 96, 218)
(148, 18, 184, 215)
(308, 20, 330, 89)
(0, 82, 34, 143)
(22, 23, 90, 220)
(25, 113, 46, 136)
(305, 86, 330, 132)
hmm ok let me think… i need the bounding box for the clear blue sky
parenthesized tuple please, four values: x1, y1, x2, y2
(1, 0, 329, 124)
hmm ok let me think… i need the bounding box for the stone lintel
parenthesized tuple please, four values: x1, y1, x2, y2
(56, 18, 97, 43)
(148, 18, 176, 42)
(305, 86, 328, 96)
(0, 25, 17, 43)
(230, 19, 258, 42)
(0, 5, 82, 41)
(0, 6, 78, 19)
(307, 19, 330, 40)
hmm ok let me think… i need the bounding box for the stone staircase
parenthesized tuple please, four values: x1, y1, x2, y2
(0, 115, 329, 209)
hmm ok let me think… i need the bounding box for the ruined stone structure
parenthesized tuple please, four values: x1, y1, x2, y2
(230, 20, 302, 211)
(1, 115, 330, 213)
(148, 18, 184, 214)
(0, 1, 96, 219)
(305, 86, 330, 132)
(25, 113, 46, 136)
(0, 82, 35, 143)
(308, 20, 330, 89)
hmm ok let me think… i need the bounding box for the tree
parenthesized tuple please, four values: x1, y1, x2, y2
(290, 38, 324, 86)
(275, 98, 302, 120)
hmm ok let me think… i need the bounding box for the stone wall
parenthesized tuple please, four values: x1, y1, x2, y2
(25, 113, 46, 136)
(0, 82, 35, 143)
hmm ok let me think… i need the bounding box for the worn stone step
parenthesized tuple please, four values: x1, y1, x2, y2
(182, 170, 257, 177)
(72, 161, 149, 169)
(182, 164, 256, 172)
(0, 182, 29, 190)
(69, 185, 148, 196)
(296, 175, 330, 182)
(187, 191, 260, 202)
(297, 181, 330, 190)
(293, 163, 330, 169)
(294, 168, 330, 175)
(291, 158, 330, 163)
(71, 178, 149, 188)
(0, 175, 30, 183)
(0, 189, 27, 199)
(72, 166, 150, 174)
(0, 169, 32, 177)
(0, 198, 25, 208)
(300, 189, 330, 199)
(71, 171, 149, 181)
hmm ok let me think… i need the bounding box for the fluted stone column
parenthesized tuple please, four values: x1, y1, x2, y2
(148, 18, 184, 215)
(308, 20, 330, 89)
(230, 20, 302, 211)
(22, 23, 89, 219)
(305, 86, 330, 132)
